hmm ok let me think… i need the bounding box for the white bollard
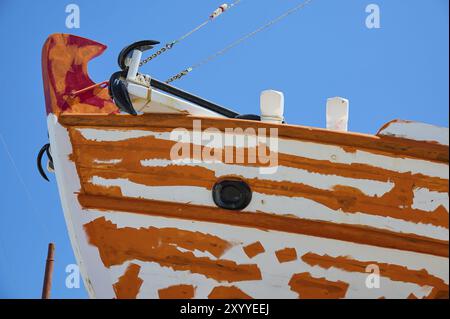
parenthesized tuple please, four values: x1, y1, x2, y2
(260, 90, 284, 124)
(326, 97, 349, 131)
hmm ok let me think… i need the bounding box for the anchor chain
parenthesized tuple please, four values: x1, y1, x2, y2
(140, 1, 242, 67)
(139, 42, 176, 66)
(165, 67, 193, 84)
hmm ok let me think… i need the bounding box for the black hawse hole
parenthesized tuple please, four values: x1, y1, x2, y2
(221, 185, 241, 203)
(212, 180, 252, 210)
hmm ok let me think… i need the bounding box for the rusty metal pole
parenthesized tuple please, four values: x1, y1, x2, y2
(41, 243, 55, 299)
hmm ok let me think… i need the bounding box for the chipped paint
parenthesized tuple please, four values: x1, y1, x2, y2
(93, 159, 122, 165)
(377, 120, 449, 146)
(85, 177, 449, 241)
(112, 263, 143, 299)
(139, 159, 395, 197)
(208, 286, 253, 299)
(289, 272, 349, 298)
(42, 34, 117, 115)
(301, 252, 449, 298)
(74, 126, 449, 179)
(158, 284, 196, 299)
(79, 194, 449, 257)
(275, 248, 298, 263)
(243, 242, 265, 259)
(84, 217, 261, 282)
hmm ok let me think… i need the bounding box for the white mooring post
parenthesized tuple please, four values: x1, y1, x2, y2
(326, 97, 349, 131)
(260, 90, 284, 124)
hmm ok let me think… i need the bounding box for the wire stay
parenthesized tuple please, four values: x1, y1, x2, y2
(140, 0, 243, 66)
(165, 0, 313, 84)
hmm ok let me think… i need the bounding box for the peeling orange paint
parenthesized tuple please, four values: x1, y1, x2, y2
(208, 286, 253, 299)
(59, 113, 449, 163)
(42, 34, 118, 115)
(69, 126, 448, 230)
(426, 287, 449, 299)
(289, 272, 349, 299)
(78, 164, 448, 229)
(112, 263, 143, 299)
(158, 284, 195, 299)
(68, 124, 448, 187)
(301, 252, 449, 298)
(243, 242, 265, 259)
(84, 217, 261, 282)
(275, 248, 298, 263)
(79, 194, 449, 258)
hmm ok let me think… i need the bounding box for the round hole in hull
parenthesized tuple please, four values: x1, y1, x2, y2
(212, 179, 252, 210)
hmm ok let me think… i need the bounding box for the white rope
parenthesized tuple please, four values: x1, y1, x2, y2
(166, 0, 313, 83)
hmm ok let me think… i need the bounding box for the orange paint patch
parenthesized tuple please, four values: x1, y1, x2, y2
(301, 252, 449, 297)
(243, 242, 265, 259)
(79, 194, 449, 258)
(88, 216, 231, 260)
(158, 284, 195, 299)
(275, 248, 298, 263)
(208, 286, 253, 299)
(426, 287, 449, 299)
(112, 263, 143, 299)
(289, 272, 349, 299)
(84, 217, 261, 283)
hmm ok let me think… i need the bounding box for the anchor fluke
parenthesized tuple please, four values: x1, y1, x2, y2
(118, 40, 159, 70)
(108, 71, 137, 115)
(37, 143, 53, 182)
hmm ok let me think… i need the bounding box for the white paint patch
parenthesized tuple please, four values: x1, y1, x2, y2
(378, 121, 449, 146)
(90, 176, 216, 206)
(89, 176, 449, 241)
(140, 159, 395, 197)
(412, 188, 449, 212)
(78, 128, 162, 142)
(93, 159, 122, 165)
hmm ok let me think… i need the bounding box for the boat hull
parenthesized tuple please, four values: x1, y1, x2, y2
(47, 113, 449, 299)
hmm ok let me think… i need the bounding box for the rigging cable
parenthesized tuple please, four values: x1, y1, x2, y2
(140, 0, 243, 66)
(165, 0, 313, 84)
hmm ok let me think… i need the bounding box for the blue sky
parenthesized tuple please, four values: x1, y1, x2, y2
(0, 0, 448, 298)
